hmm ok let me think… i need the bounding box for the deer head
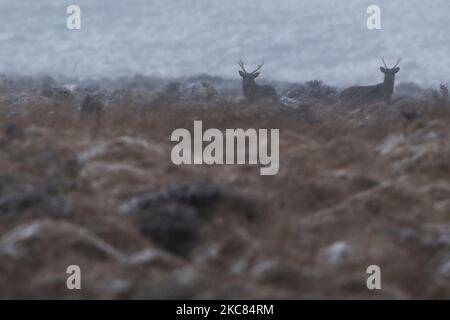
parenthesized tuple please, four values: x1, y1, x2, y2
(238, 60, 265, 99)
(380, 57, 401, 97)
(237, 59, 278, 103)
(238, 60, 264, 82)
(380, 57, 401, 79)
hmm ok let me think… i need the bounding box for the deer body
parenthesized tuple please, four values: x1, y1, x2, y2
(242, 78, 278, 103)
(238, 60, 278, 104)
(340, 57, 401, 104)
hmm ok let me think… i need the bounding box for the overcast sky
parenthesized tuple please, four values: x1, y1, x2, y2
(0, 0, 448, 86)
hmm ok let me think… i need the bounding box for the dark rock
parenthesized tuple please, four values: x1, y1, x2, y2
(120, 182, 256, 255)
(138, 203, 201, 255)
(165, 183, 222, 208)
(120, 183, 224, 254)
(121, 182, 223, 216)
(401, 108, 420, 121)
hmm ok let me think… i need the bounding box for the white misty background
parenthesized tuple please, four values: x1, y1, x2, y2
(0, 0, 448, 86)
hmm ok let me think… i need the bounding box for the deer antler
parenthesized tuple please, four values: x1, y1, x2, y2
(251, 60, 264, 74)
(382, 56, 401, 68)
(381, 57, 388, 69)
(393, 57, 402, 68)
(238, 59, 247, 73)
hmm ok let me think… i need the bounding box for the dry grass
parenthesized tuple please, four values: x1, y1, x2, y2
(0, 96, 449, 299)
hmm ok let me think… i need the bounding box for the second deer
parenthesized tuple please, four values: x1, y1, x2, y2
(238, 60, 278, 104)
(340, 57, 401, 104)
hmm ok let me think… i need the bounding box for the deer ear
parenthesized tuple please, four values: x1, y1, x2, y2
(380, 67, 387, 74)
(393, 67, 400, 73)
(253, 72, 260, 78)
(239, 71, 245, 77)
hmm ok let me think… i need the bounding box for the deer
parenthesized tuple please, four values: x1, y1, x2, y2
(340, 57, 401, 104)
(238, 60, 278, 104)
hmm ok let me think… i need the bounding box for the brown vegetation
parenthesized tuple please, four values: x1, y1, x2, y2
(0, 85, 449, 299)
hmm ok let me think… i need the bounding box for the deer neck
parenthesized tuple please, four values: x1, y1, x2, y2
(383, 75, 395, 97)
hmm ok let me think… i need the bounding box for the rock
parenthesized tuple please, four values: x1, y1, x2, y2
(137, 203, 201, 255)
(166, 183, 223, 209)
(401, 108, 420, 121)
(119, 183, 225, 255)
(319, 241, 354, 267)
(120, 182, 223, 216)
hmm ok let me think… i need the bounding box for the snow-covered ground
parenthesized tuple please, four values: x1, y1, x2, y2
(0, 0, 449, 86)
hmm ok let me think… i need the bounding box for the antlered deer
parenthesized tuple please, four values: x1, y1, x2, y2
(238, 60, 278, 104)
(340, 57, 401, 104)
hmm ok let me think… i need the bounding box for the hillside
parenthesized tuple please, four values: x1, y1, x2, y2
(0, 78, 449, 299)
